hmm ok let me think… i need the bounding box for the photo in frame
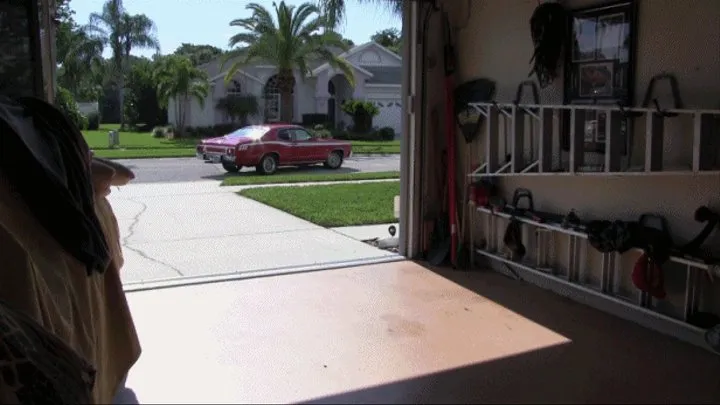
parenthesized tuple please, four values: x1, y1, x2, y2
(578, 61, 614, 98)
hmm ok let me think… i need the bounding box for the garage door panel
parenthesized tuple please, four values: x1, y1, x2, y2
(369, 98, 402, 136)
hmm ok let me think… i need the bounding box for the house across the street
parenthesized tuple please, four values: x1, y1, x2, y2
(168, 41, 403, 135)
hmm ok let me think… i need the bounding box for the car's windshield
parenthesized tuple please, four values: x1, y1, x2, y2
(225, 126, 269, 139)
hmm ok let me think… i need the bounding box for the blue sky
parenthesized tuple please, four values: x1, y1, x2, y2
(69, 0, 402, 58)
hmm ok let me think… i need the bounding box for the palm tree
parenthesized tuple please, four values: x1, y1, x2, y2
(224, 1, 355, 123)
(86, 0, 124, 125)
(154, 55, 210, 135)
(317, 0, 402, 30)
(86, 0, 160, 130)
(57, 27, 104, 96)
(120, 13, 161, 62)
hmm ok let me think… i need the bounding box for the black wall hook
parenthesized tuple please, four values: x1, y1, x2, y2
(642, 73, 684, 118)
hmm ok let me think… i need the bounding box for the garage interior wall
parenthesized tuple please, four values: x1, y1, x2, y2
(418, 0, 720, 337)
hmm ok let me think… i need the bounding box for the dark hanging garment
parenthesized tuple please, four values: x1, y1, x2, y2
(0, 298, 96, 404)
(0, 95, 111, 275)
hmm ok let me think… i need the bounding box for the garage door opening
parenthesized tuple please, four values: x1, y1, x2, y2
(37, 0, 421, 289)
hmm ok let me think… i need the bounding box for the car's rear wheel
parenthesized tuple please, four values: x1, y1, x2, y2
(324, 151, 343, 169)
(257, 154, 278, 175)
(222, 161, 240, 173)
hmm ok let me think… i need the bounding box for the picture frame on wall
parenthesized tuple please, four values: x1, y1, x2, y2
(562, 0, 637, 156)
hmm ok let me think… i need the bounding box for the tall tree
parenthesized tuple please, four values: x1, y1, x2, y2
(86, 0, 125, 127)
(55, 0, 77, 64)
(174, 43, 224, 66)
(57, 28, 104, 97)
(120, 13, 161, 61)
(224, 1, 354, 123)
(125, 56, 166, 129)
(371, 27, 401, 54)
(54, 0, 103, 99)
(154, 54, 210, 135)
(86, 0, 159, 129)
(317, 0, 402, 30)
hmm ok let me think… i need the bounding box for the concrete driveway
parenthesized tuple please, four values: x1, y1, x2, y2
(109, 180, 398, 285)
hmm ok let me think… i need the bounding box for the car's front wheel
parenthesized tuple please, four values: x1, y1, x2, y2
(324, 151, 343, 169)
(222, 161, 240, 173)
(257, 154, 278, 175)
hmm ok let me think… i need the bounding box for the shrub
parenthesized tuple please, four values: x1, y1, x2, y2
(152, 127, 165, 138)
(340, 100, 380, 133)
(302, 113, 329, 127)
(332, 130, 382, 141)
(312, 124, 332, 139)
(200, 126, 215, 138)
(184, 126, 197, 137)
(215, 95, 259, 126)
(87, 112, 100, 130)
(164, 125, 175, 139)
(54, 86, 88, 130)
(330, 129, 348, 139)
(377, 127, 395, 141)
(210, 124, 234, 137)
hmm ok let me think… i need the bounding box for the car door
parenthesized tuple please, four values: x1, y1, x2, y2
(276, 129, 296, 163)
(290, 128, 316, 162)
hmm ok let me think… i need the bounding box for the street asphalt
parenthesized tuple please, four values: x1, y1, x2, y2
(112, 154, 401, 183)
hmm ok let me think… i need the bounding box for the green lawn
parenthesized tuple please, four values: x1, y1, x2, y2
(350, 141, 400, 154)
(221, 171, 400, 186)
(239, 181, 400, 227)
(84, 124, 197, 159)
(83, 124, 400, 159)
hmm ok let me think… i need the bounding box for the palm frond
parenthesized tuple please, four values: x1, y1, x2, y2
(316, 0, 346, 29)
(225, 1, 357, 90)
(357, 0, 402, 15)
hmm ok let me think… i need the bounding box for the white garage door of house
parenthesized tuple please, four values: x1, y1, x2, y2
(369, 98, 402, 137)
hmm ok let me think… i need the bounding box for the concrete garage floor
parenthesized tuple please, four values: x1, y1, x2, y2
(108, 181, 398, 285)
(123, 261, 720, 404)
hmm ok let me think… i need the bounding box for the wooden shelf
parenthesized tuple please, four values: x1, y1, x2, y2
(467, 103, 720, 179)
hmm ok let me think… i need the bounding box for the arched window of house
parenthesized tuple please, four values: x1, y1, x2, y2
(328, 80, 336, 96)
(263, 75, 279, 98)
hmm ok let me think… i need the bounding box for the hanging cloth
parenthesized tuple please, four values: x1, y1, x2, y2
(0, 95, 110, 275)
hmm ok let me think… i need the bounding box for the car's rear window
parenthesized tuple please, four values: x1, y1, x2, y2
(226, 126, 269, 139)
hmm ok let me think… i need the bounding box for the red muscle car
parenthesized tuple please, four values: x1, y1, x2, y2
(196, 124, 353, 175)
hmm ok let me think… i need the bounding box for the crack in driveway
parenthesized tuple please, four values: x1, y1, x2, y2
(119, 197, 185, 276)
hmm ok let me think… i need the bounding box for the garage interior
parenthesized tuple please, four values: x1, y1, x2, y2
(130, 0, 720, 402)
(2, 0, 720, 403)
